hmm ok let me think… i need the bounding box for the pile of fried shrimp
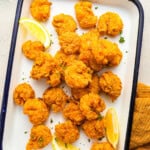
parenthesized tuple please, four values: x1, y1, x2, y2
(13, 0, 124, 149)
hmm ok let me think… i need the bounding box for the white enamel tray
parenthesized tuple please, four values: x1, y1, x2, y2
(0, 0, 144, 150)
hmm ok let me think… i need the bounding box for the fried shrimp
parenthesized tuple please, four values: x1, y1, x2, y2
(63, 102, 85, 125)
(65, 60, 92, 89)
(91, 39, 122, 67)
(13, 83, 35, 106)
(99, 71, 122, 101)
(22, 40, 45, 60)
(75, 1, 97, 29)
(52, 14, 77, 35)
(26, 125, 52, 150)
(30, 52, 54, 80)
(71, 74, 100, 100)
(55, 121, 80, 143)
(82, 119, 105, 139)
(80, 93, 105, 120)
(30, 0, 52, 22)
(23, 98, 49, 125)
(97, 12, 123, 36)
(43, 87, 68, 112)
(59, 32, 81, 55)
(79, 29, 102, 71)
(90, 142, 114, 150)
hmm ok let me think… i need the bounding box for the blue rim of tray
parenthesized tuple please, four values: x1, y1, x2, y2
(0, 0, 144, 149)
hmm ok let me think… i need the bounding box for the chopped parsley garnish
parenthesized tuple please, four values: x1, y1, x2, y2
(95, 6, 98, 9)
(65, 143, 68, 148)
(98, 114, 103, 120)
(88, 139, 91, 142)
(50, 119, 53, 123)
(24, 131, 28, 134)
(104, 37, 108, 39)
(119, 36, 125, 43)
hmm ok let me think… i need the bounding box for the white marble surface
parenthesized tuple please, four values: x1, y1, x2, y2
(0, 0, 149, 107)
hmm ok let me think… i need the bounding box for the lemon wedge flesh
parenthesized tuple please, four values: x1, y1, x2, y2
(105, 108, 119, 149)
(52, 136, 80, 150)
(19, 18, 51, 49)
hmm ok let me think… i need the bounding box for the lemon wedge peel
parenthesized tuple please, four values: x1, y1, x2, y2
(105, 107, 120, 149)
(19, 18, 51, 49)
(52, 136, 80, 150)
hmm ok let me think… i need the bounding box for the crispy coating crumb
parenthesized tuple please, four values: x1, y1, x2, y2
(97, 12, 123, 36)
(63, 102, 85, 125)
(90, 142, 114, 150)
(22, 40, 45, 60)
(80, 93, 106, 120)
(55, 121, 80, 143)
(30, 0, 52, 22)
(65, 60, 92, 89)
(23, 98, 49, 125)
(59, 32, 81, 55)
(71, 74, 100, 100)
(82, 119, 105, 139)
(43, 87, 68, 112)
(92, 39, 122, 67)
(75, 1, 97, 29)
(26, 125, 52, 150)
(30, 52, 54, 80)
(13, 83, 35, 106)
(52, 14, 77, 35)
(79, 29, 102, 71)
(99, 71, 122, 101)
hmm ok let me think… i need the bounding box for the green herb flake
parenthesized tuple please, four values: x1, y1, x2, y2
(98, 114, 103, 120)
(104, 37, 108, 39)
(125, 50, 128, 53)
(50, 40, 54, 45)
(65, 143, 68, 148)
(95, 6, 98, 9)
(24, 131, 28, 134)
(50, 119, 53, 123)
(88, 139, 91, 142)
(119, 37, 125, 43)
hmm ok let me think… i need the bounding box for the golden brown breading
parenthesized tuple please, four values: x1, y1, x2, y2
(79, 29, 102, 71)
(59, 32, 81, 55)
(82, 119, 105, 139)
(91, 39, 122, 67)
(55, 121, 80, 143)
(22, 40, 45, 60)
(23, 98, 49, 125)
(99, 71, 122, 101)
(80, 93, 106, 120)
(90, 142, 114, 150)
(30, 52, 54, 80)
(13, 83, 35, 106)
(52, 14, 77, 35)
(97, 12, 123, 36)
(30, 0, 52, 22)
(26, 125, 52, 150)
(63, 102, 85, 125)
(65, 60, 92, 89)
(136, 82, 150, 98)
(75, 1, 97, 29)
(71, 74, 100, 100)
(43, 87, 68, 112)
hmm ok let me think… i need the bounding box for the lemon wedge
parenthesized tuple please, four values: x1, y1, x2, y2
(104, 108, 119, 149)
(19, 18, 51, 49)
(52, 136, 80, 150)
